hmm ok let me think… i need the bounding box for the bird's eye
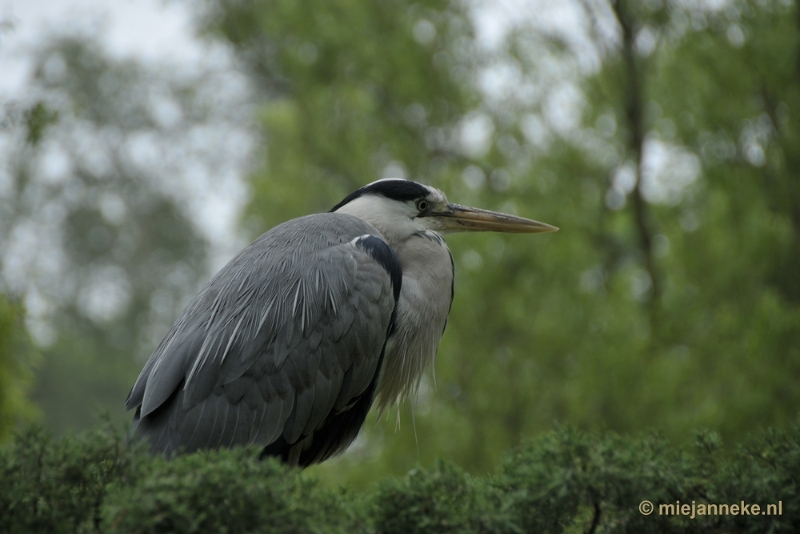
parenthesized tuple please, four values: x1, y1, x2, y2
(416, 199, 429, 212)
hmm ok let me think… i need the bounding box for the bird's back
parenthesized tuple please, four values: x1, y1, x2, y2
(126, 212, 401, 465)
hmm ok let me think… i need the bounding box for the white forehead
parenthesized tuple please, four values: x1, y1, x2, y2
(423, 186, 448, 203)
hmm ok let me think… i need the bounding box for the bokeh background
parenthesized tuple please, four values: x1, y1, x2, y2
(1, 0, 798, 486)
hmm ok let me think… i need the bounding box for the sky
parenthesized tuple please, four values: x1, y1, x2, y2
(0, 0, 206, 98)
(0, 0, 599, 96)
(0, 0, 254, 341)
(0, 0, 252, 262)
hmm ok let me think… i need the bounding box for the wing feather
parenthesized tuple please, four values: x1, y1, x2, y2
(127, 213, 401, 464)
(304, 367, 337, 435)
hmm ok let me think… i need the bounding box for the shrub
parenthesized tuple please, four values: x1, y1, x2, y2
(1, 423, 799, 533)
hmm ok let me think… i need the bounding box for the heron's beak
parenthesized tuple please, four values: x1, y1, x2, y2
(431, 204, 558, 234)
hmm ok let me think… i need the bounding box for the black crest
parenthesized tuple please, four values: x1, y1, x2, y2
(330, 180, 430, 212)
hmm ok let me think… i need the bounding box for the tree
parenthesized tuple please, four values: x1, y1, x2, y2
(3, 423, 800, 533)
(0, 33, 250, 431)
(0, 296, 38, 441)
(200, 0, 479, 225)
(2, 0, 797, 488)
(199, 0, 800, 484)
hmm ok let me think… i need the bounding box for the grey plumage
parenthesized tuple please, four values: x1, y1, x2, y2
(126, 179, 557, 466)
(128, 214, 396, 464)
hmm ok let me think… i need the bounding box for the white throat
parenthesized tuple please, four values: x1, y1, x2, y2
(335, 195, 421, 245)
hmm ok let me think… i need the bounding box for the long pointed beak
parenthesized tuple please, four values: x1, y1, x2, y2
(431, 203, 558, 234)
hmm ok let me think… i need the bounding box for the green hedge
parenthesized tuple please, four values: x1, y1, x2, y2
(1, 424, 797, 533)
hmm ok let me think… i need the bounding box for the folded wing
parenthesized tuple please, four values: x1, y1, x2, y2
(126, 213, 401, 466)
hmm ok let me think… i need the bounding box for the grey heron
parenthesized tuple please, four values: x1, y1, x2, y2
(126, 179, 557, 466)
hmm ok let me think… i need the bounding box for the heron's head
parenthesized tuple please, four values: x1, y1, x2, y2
(331, 178, 557, 242)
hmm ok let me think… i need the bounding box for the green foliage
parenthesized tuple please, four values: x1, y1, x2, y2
(494, 426, 800, 533)
(103, 450, 356, 534)
(498, 428, 694, 533)
(202, 0, 478, 226)
(2, 424, 800, 533)
(0, 424, 129, 533)
(373, 461, 513, 533)
(0, 296, 38, 442)
(24, 101, 59, 146)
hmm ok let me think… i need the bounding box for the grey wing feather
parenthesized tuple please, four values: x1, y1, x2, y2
(126, 213, 398, 461)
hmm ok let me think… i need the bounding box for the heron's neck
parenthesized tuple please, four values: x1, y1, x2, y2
(373, 231, 454, 412)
